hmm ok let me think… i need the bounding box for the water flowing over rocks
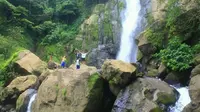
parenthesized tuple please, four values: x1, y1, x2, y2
(112, 77, 177, 112)
(31, 65, 104, 112)
(16, 89, 37, 112)
(0, 75, 38, 112)
(170, 86, 191, 112)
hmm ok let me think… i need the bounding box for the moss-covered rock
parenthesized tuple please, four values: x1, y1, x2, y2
(32, 65, 104, 112)
(112, 77, 177, 111)
(147, 68, 159, 77)
(7, 75, 38, 92)
(191, 64, 200, 77)
(101, 59, 137, 95)
(150, 107, 164, 112)
(156, 92, 176, 105)
(137, 49, 143, 61)
(194, 54, 200, 65)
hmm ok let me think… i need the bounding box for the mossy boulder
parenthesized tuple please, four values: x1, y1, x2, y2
(147, 68, 159, 77)
(191, 64, 200, 77)
(7, 75, 38, 92)
(112, 77, 177, 111)
(32, 65, 104, 112)
(194, 54, 200, 66)
(150, 107, 164, 112)
(101, 59, 137, 95)
(156, 92, 176, 105)
(137, 49, 143, 61)
(189, 75, 200, 103)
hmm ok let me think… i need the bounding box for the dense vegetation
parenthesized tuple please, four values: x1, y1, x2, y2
(0, 0, 108, 86)
(145, 0, 200, 71)
(155, 38, 193, 71)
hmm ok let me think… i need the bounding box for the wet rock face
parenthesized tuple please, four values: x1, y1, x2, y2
(32, 65, 104, 112)
(112, 77, 177, 112)
(86, 44, 117, 69)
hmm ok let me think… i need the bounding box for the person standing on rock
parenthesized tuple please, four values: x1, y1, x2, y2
(81, 50, 88, 64)
(61, 56, 66, 68)
(76, 50, 82, 60)
(76, 59, 80, 69)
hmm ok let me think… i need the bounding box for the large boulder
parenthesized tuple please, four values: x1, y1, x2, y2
(14, 50, 47, 75)
(101, 60, 137, 95)
(7, 75, 38, 92)
(191, 64, 200, 77)
(194, 54, 200, 65)
(112, 77, 177, 112)
(183, 74, 200, 112)
(189, 75, 200, 103)
(183, 102, 200, 112)
(32, 65, 104, 112)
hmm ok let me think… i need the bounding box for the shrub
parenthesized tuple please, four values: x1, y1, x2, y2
(144, 27, 166, 49)
(193, 42, 200, 54)
(155, 37, 193, 71)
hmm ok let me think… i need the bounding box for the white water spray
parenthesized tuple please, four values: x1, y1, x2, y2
(170, 87, 191, 112)
(117, 0, 141, 63)
(27, 93, 37, 112)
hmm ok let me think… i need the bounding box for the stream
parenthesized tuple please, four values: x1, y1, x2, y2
(26, 89, 37, 112)
(170, 86, 191, 112)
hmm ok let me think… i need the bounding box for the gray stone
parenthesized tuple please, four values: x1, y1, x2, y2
(112, 77, 177, 112)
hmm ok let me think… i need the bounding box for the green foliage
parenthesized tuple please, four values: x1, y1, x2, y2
(155, 37, 193, 71)
(55, 0, 80, 23)
(193, 42, 200, 54)
(0, 25, 33, 86)
(166, 0, 182, 33)
(0, 50, 23, 86)
(156, 92, 176, 105)
(144, 27, 165, 49)
(118, 1, 125, 11)
(62, 88, 67, 97)
(88, 73, 100, 90)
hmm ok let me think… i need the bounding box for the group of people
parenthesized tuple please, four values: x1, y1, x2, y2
(60, 50, 88, 69)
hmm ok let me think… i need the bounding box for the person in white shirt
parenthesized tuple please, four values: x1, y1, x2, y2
(76, 59, 80, 69)
(81, 50, 88, 64)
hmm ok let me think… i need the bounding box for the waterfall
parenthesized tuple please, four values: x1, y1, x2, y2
(117, 0, 142, 63)
(27, 93, 37, 112)
(170, 87, 191, 112)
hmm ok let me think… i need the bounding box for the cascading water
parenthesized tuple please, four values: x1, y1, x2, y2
(117, 0, 142, 63)
(27, 92, 37, 112)
(170, 86, 191, 112)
